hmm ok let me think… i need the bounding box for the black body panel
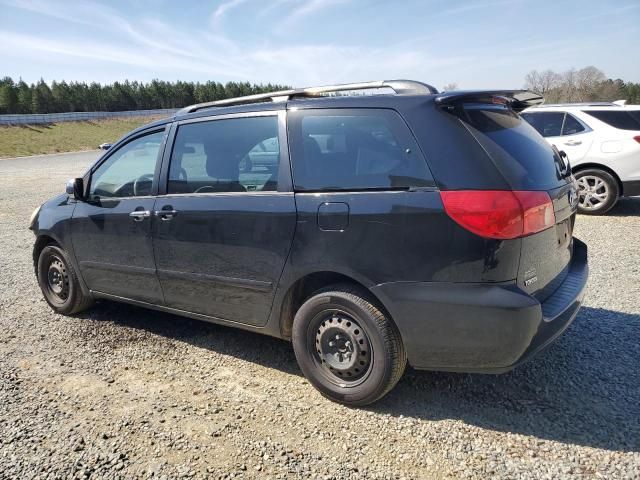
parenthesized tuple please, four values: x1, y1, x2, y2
(517, 181, 578, 302)
(287, 191, 520, 286)
(71, 197, 163, 304)
(152, 193, 296, 326)
(373, 239, 588, 372)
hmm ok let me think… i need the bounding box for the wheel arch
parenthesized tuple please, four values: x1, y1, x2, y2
(32, 234, 60, 274)
(32, 232, 92, 299)
(277, 271, 391, 339)
(572, 162, 624, 195)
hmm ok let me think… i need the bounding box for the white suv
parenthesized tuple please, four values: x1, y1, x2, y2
(521, 103, 640, 214)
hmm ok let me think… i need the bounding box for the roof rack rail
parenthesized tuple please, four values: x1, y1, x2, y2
(533, 101, 620, 108)
(176, 79, 438, 115)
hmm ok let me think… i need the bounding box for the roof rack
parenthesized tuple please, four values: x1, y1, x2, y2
(176, 79, 438, 115)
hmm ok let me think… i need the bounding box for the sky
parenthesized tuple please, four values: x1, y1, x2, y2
(1, 0, 639, 90)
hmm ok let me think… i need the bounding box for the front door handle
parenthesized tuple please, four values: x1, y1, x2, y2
(564, 140, 582, 146)
(129, 210, 151, 221)
(155, 209, 178, 220)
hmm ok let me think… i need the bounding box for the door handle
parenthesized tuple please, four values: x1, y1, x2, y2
(155, 209, 178, 220)
(564, 140, 582, 146)
(129, 210, 151, 221)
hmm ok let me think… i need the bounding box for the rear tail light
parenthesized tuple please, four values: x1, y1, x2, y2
(633, 136, 640, 144)
(440, 190, 556, 240)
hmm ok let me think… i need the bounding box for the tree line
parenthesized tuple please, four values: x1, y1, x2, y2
(1, 67, 638, 115)
(523, 66, 640, 104)
(0, 77, 291, 115)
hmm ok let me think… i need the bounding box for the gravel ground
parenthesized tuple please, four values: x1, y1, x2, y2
(1, 151, 639, 479)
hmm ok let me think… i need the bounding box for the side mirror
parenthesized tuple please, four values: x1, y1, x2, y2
(66, 178, 85, 200)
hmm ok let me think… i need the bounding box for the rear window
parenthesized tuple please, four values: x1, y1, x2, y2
(584, 110, 640, 131)
(455, 104, 566, 190)
(288, 108, 433, 191)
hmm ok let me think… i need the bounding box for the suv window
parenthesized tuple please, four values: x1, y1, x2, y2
(584, 110, 640, 131)
(520, 112, 564, 137)
(289, 109, 432, 191)
(168, 116, 279, 194)
(89, 130, 164, 199)
(561, 113, 586, 135)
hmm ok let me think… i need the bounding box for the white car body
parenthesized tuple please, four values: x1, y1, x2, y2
(521, 104, 640, 202)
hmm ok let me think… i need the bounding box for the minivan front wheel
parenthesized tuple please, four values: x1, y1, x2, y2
(574, 168, 619, 215)
(292, 284, 406, 406)
(37, 245, 93, 315)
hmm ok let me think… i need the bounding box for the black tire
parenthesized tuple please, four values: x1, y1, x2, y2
(292, 284, 406, 406)
(37, 245, 93, 315)
(574, 168, 619, 215)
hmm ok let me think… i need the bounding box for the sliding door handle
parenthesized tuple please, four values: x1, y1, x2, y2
(129, 210, 151, 221)
(155, 209, 178, 220)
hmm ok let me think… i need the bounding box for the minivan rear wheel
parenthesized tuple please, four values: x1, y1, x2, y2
(292, 284, 406, 406)
(37, 245, 93, 315)
(574, 168, 619, 215)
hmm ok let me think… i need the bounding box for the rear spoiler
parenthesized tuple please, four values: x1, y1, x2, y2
(434, 90, 544, 112)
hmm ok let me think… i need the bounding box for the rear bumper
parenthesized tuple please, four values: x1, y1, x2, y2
(372, 239, 588, 373)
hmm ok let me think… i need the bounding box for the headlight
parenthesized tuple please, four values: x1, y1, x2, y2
(29, 205, 42, 230)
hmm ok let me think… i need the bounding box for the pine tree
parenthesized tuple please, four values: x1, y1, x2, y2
(0, 77, 18, 114)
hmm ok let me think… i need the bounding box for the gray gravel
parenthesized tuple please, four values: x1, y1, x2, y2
(1, 151, 639, 479)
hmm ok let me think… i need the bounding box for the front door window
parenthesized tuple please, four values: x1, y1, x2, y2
(89, 131, 164, 199)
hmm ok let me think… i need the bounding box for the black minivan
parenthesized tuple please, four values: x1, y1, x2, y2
(30, 80, 588, 406)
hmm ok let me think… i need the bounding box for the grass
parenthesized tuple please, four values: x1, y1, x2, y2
(0, 116, 166, 158)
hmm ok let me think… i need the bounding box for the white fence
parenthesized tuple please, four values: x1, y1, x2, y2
(0, 108, 179, 125)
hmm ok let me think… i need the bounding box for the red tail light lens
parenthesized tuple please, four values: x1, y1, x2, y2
(633, 135, 640, 144)
(517, 191, 556, 236)
(440, 190, 556, 240)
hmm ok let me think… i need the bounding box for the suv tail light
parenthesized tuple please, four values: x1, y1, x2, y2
(633, 135, 640, 144)
(440, 190, 556, 240)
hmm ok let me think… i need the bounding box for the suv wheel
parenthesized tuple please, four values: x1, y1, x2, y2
(574, 168, 619, 215)
(292, 284, 406, 406)
(37, 245, 93, 315)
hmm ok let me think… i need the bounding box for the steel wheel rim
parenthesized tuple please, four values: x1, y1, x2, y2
(309, 310, 373, 387)
(46, 255, 69, 301)
(577, 175, 609, 210)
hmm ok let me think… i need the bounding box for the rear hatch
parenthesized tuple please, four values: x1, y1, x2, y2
(439, 92, 578, 302)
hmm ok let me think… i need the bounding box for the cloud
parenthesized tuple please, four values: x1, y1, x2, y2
(574, 2, 640, 23)
(433, 0, 523, 17)
(212, 0, 250, 20)
(282, 0, 350, 24)
(5, 0, 632, 89)
(0, 0, 197, 58)
(0, 29, 248, 78)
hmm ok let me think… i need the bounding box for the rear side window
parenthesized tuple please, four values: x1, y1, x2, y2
(455, 104, 566, 190)
(288, 109, 433, 191)
(584, 110, 640, 130)
(520, 112, 564, 137)
(168, 116, 280, 194)
(561, 113, 586, 135)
